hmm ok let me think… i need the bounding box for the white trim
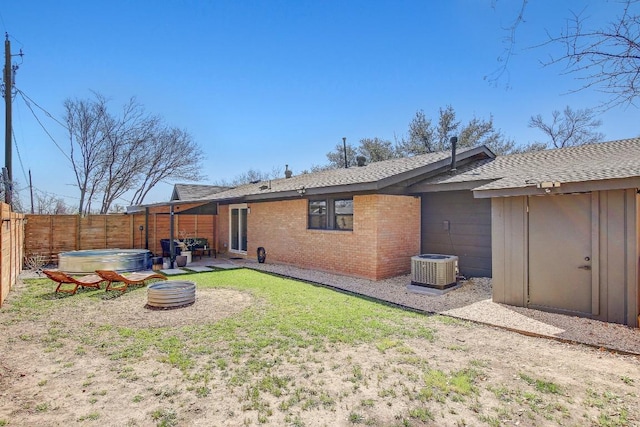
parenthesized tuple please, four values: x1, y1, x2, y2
(229, 203, 248, 254)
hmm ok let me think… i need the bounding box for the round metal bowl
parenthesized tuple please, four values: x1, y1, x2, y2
(147, 280, 196, 309)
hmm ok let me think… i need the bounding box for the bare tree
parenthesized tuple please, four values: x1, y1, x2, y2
(485, 0, 529, 88)
(511, 141, 548, 154)
(65, 92, 205, 213)
(97, 98, 157, 213)
(299, 164, 334, 174)
(490, 1, 639, 109)
(232, 168, 279, 185)
(0, 180, 25, 212)
(65, 94, 110, 214)
(35, 192, 71, 214)
(211, 166, 283, 187)
(545, 1, 640, 109)
(130, 127, 205, 205)
(528, 106, 605, 149)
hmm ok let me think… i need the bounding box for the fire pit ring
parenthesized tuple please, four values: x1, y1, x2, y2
(147, 280, 196, 309)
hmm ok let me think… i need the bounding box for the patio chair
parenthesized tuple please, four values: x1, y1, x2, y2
(160, 239, 181, 258)
(43, 270, 106, 295)
(95, 270, 167, 293)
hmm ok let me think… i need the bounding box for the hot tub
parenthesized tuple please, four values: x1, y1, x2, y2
(58, 249, 152, 274)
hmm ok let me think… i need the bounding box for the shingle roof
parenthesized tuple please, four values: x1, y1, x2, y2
(171, 184, 229, 201)
(169, 139, 639, 205)
(419, 138, 640, 192)
(204, 146, 491, 202)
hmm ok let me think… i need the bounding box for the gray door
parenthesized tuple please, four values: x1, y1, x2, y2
(528, 193, 592, 314)
(421, 191, 492, 277)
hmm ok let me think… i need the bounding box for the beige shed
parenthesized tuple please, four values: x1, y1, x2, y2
(479, 139, 639, 327)
(421, 138, 640, 327)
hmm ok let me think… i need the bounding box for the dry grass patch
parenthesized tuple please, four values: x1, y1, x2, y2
(0, 269, 638, 426)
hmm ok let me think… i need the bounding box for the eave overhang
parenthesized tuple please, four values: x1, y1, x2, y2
(473, 177, 640, 199)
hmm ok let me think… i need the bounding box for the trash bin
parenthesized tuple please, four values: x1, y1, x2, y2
(257, 247, 266, 263)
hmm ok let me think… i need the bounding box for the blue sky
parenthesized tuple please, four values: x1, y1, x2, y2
(1, 1, 638, 208)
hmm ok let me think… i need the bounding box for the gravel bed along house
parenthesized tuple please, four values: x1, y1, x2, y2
(231, 259, 640, 355)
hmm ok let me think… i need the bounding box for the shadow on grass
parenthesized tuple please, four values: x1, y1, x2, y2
(34, 282, 148, 301)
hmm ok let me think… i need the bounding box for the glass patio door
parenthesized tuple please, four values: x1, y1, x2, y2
(230, 204, 248, 253)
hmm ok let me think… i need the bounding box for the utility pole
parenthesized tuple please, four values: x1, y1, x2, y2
(3, 34, 12, 205)
(29, 169, 34, 213)
(3, 33, 22, 206)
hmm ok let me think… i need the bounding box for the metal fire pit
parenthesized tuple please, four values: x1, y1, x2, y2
(147, 281, 196, 309)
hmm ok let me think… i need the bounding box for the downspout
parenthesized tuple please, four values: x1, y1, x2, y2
(215, 202, 220, 256)
(169, 203, 175, 268)
(144, 207, 149, 250)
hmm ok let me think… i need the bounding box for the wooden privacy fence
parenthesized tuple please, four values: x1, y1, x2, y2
(24, 203, 217, 265)
(0, 202, 25, 307)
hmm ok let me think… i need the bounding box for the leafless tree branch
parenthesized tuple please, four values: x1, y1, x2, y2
(543, 0, 640, 109)
(528, 106, 605, 148)
(65, 93, 206, 212)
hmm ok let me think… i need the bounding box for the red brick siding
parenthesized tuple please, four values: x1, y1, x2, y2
(371, 195, 421, 278)
(217, 205, 230, 255)
(220, 195, 419, 280)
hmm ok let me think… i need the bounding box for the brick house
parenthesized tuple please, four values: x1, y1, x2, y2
(172, 145, 494, 280)
(165, 138, 640, 326)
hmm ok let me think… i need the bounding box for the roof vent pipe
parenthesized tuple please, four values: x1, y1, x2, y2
(450, 136, 458, 172)
(284, 164, 292, 179)
(356, 156, 366, 167)
(342, 137, 348, 168)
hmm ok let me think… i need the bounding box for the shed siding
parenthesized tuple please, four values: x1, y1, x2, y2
(491, 196, 527, 306)
(491, 190, 639, 327)
(635, 191, 640, 327)
(421, 191, 491, 277)
(600, 191, 625, 323)
(624, 189, 639, 327)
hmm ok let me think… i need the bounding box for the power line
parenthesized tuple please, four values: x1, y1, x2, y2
(12, 89, 157, 210)
(16, 88, 67, 129)
(12, 127, 28, 184)
(32, 186, 81, 201)
(16, 89, 71, 162)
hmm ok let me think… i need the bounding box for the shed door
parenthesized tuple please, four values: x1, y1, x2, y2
(528, 193, 592, 314)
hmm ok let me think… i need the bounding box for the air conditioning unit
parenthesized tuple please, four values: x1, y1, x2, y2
(411, 254, 458, 289)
